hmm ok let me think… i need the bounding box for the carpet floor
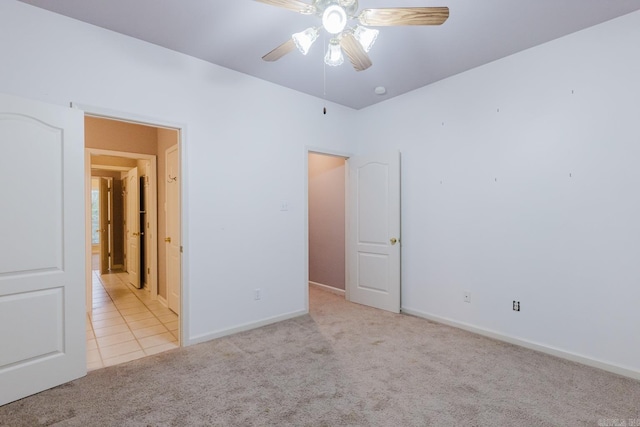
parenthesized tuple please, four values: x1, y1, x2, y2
(1, 287, 639, 426)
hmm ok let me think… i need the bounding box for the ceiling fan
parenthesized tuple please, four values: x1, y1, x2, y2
(257, 0, 449, 71)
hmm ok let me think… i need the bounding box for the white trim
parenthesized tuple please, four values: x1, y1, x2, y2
(157, 295, 168, 308)
(71, 103, 183, 131)
(188, 310, 307, 346)
(307, 146, 354, 159)
(309, 281, 345, 296)
(401, 307, 640, 381)
(74, 102, 188, 348)
(85, 151, 93, 312)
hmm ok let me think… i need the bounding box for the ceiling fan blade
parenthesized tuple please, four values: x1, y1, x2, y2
(255, 0, 315, 14)
(262, 39, 296, 62)
(358, 7, 449, 26)
(340, 33, 372, 72)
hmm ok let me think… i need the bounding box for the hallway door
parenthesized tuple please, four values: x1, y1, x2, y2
(347, 152, 401, 313)
(0, 93, 86, 405)
(166, 145, 181, 315)
(99, 177, 110, 274)
(126, 167, 140, 288)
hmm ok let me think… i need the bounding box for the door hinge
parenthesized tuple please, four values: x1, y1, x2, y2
(147, 268, 150, 274)
(180, 246, 183, 253)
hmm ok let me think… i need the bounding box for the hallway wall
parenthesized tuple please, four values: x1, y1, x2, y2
(86, 118, 164, 295)
(308, 153, 345, 291)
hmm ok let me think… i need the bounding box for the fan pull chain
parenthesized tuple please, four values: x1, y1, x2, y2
(323, 31, 327, 115)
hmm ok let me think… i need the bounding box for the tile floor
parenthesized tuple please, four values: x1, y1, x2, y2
(86, 270, 179, 371)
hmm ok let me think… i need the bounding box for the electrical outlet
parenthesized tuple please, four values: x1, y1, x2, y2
(255, 289, 261, 301)
(464, 291, 471, 303)
(513, 301, 520, 311)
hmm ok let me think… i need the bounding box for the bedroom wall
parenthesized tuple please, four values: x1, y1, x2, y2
(0, 0, 359, 344)
(356, 10, 640, 377)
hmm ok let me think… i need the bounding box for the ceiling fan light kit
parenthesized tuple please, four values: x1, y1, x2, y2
(257, 0, 449, 71)
(292, 27, 319, 55)
(353, 25, 378, 52)
(325, 38, 344, 66)
(323, 5, 348, 34)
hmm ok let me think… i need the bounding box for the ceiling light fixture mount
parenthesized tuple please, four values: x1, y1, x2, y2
(322, 5, 347, 34)
(258, 0, 449, 72)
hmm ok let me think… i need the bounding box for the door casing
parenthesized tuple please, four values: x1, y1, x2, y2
(77, 102, 188, 344)
(305, 147, 402, 313)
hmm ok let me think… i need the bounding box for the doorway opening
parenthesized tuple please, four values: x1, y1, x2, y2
(307, 151, 348, 302)
(307, 150, 402, 314)
(84, 114, 183, 370)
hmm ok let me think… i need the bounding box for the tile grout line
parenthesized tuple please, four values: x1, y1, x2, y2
(114, 271, 180, 345)
(89, 271, 114, 369)
(91, 270, 179, 366)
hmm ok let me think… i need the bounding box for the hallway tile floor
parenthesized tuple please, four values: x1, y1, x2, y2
(86, 270, 179, 371)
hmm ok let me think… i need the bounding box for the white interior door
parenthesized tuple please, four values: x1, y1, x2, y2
(347, 152, 401, 313)
(99, 177, 109, 274)
(126, 167, 140, 289)
(166, 145, 181, 315)
(0, 93, 86, 405)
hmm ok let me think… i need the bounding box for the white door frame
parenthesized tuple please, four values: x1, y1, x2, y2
(305, 147, 353, 312)
(86, 151, 156, 299)
(75, 103, 189, 345)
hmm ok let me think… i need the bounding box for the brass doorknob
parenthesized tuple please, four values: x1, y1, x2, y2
(390, 238, 398, 245)
(165, 237, 171, 243)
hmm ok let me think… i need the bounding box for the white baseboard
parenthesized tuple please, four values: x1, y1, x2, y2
(157, 295, 168, 308)
(186, 309, 307, 346)
(309, 281, 345, 297)
(401, 307, 640, 381)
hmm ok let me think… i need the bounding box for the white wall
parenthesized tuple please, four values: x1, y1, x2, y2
(0, 0, 359, 343)
(356, 11, 640, 376)
(4, 0, 640, 378)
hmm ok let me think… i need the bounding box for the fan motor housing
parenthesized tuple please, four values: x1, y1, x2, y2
(314, 0, 358, 17)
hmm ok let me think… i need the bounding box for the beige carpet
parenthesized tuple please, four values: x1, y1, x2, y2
(1, 287, 639, 426)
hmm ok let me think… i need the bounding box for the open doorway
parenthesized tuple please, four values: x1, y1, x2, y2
(84, 115, 182, 370)
(307, 150, 402, 314)
(308, 152, 347, 299)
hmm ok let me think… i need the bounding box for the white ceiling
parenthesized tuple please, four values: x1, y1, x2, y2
(18, 0, 640, 109)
